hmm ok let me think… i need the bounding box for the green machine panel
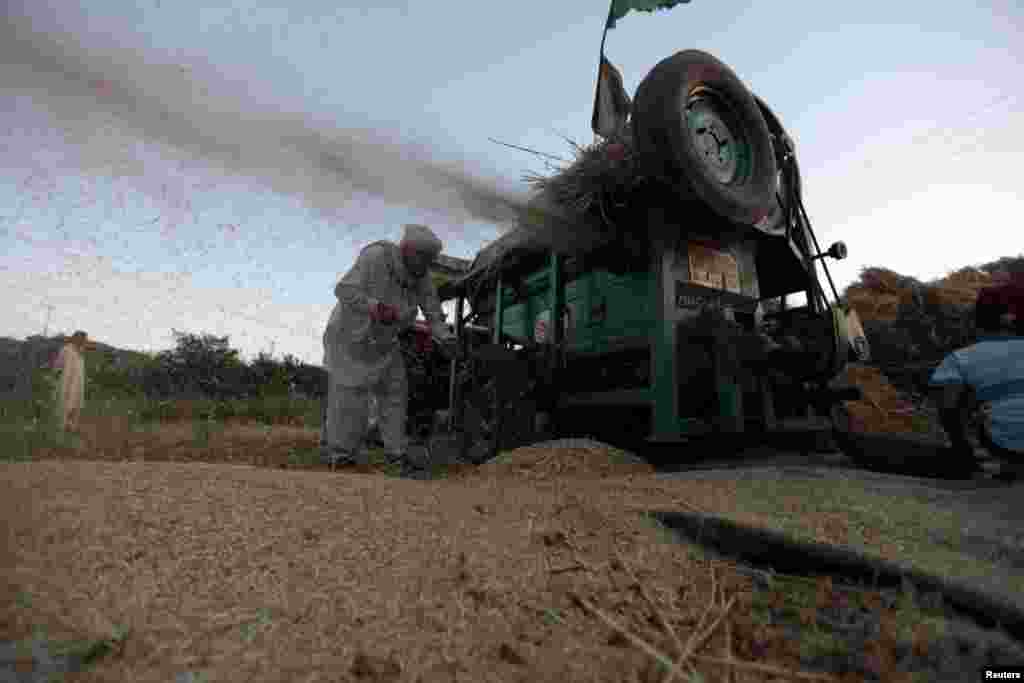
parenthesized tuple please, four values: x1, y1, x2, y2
(498, 264, 657, 354)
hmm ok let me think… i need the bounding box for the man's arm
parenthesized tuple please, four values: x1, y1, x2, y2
(929, 351, 974, 453)
(334, 246, 383, 314)
(932, 384, 973, 452)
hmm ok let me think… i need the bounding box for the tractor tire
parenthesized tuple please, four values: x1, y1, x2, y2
(632, 50, 777, 227)
(752, 94, 802, 236)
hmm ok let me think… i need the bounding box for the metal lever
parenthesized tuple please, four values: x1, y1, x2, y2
(810, 241, 848, 262)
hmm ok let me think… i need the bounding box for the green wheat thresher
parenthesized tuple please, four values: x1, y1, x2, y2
(427, 49, 868, 464)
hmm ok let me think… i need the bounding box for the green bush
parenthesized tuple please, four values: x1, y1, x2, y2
(119, 394, 320, 427)
(0, 372, 69, 461)
(84, 351, 147, 400)
(237, 395, 314, 425)
(135, 398, 178, 423)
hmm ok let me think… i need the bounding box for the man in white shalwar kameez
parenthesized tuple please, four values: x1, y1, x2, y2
(52, 330, 90, 433)
(322, 224, 454, 476)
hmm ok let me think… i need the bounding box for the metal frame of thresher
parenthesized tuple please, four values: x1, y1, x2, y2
(554, 208, 753, 443)
(444, 239, 746, 446)
(441, 195, 843, 451)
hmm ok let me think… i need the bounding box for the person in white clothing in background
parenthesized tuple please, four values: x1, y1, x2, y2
(321, 224, 455, 477)
(51, 330, 91, 433)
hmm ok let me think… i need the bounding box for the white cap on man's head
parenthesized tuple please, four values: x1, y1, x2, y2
(400, 224, 443, 255)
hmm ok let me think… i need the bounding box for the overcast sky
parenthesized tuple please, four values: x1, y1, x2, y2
(2, 1, 1022, 365)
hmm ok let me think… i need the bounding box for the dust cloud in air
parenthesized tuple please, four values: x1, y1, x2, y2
(0, 14, 533, 235)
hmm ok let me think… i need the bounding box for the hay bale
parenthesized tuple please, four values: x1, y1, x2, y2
(848, 267, 994, 327)
(837, 364, 946, 441)
(932, 273, 993, 309)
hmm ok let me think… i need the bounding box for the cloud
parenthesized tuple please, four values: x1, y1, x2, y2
(0, 17, 531, 230)
(2, 234, 330, 361)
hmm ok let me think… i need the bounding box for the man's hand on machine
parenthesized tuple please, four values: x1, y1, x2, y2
(370, 302, 400, 324)
(413, 327, 434, 354)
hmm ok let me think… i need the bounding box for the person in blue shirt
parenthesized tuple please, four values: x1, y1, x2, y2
(929, 282, 1024, 480)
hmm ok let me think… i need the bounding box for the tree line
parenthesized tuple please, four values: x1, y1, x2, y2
(127, 331, 327, 401)
(5, 330, 327, 402)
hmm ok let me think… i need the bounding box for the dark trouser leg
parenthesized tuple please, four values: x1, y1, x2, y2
(980, 428, 1024, 479)
(936, 445, 983, 478)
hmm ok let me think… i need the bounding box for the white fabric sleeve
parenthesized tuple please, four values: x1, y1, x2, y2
(334, 246, 382, 314)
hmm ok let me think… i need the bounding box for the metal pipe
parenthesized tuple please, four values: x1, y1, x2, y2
(545, 249, 565, 436)
(549, 251, 563, 346)
(490, 270, 505, 461)
(798, 196, 840, 306)
(448, 295, 465, 430)
(493, 271, 505, 345)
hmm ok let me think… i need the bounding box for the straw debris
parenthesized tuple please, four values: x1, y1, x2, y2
(522, 133, 646, 222)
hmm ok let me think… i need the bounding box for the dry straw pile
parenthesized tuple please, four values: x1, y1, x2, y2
(475, 438, 654, 480)
(836, 363, 945, 439)
(522, 133, 644, 221)
(844, 267, 997, 324)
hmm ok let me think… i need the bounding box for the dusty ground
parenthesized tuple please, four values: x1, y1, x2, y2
(1, 458, 789, 683)
(4, 418, 1024, 682)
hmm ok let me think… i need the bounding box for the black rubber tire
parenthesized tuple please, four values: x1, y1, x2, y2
(829, 405, 984, 480)
(632, 50, 777, 226)
(753, 94, 802, 235)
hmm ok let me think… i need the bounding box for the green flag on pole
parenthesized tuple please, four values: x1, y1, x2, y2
(606, 0, 692, 30)
(592, 55, 632, 138)
(591, 0, 692, 137)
